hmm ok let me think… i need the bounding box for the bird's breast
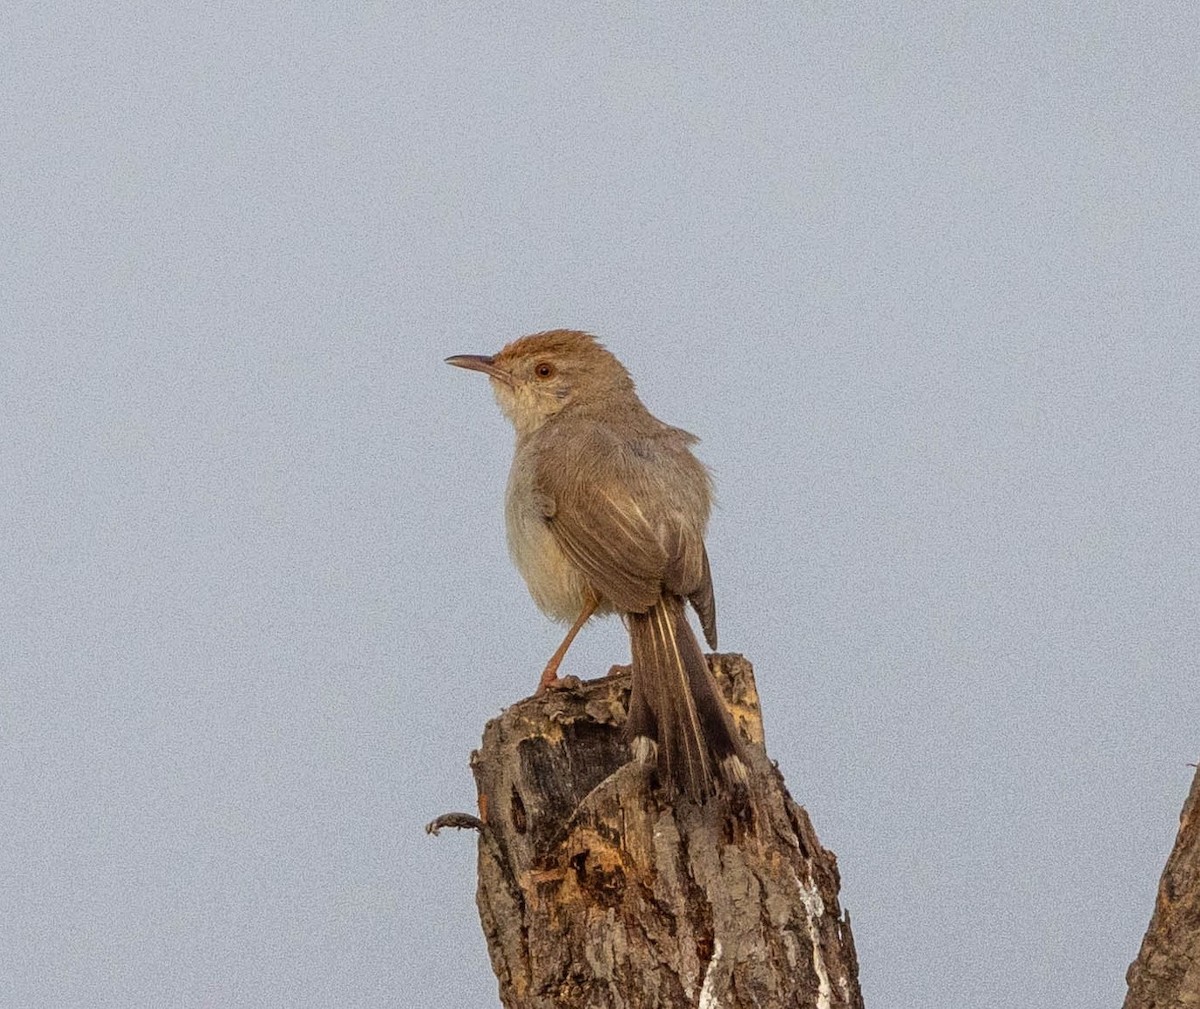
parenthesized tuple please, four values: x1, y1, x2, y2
(504, 451, 592, 622)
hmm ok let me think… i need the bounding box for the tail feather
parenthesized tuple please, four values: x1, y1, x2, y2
(625, 596, 746, 801)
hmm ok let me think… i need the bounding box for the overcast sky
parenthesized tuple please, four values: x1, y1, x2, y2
(3, 4, 1197, 1008)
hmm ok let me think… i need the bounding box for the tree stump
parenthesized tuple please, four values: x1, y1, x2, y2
(462, 653, 863, 1009)
(1124, 763, 1200, 1009)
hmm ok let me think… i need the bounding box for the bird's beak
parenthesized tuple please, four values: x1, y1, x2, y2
(445, 354, 513, 386)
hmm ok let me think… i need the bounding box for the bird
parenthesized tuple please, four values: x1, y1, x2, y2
(446, 329, 747, 801)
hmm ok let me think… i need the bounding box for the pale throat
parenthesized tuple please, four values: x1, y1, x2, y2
(490, 379, 564, 436)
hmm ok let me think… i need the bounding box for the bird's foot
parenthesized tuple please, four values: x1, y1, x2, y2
(535, 660, 563, 695)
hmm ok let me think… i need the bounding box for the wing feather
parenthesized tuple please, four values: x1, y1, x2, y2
(532, 419, 711, 615)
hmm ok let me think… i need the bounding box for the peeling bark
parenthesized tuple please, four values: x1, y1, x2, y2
(1124, 764, 1200, 1009)
(467, 654, 864, 1009)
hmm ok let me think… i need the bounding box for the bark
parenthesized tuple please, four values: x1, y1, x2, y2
(1124, 764, 1200, 1009)
(466, 653, 863, 1009)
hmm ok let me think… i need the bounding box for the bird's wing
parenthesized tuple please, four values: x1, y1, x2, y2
(686, 545, 718, 650)
(533, 420, 710, 615)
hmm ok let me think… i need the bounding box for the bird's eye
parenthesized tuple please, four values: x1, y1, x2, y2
(534, 362, 555, 379)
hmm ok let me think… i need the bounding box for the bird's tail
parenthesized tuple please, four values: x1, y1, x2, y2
(625, 595, 748, 801)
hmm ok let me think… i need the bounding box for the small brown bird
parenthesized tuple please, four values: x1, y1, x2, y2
(446, 329, 747, 801)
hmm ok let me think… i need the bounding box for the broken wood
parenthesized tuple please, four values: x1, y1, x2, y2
(459, 653, 864, 1009)
(1124, 763, 1200, 1009)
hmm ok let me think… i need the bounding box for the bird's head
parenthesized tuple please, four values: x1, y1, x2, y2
(446, 329, 634, 435)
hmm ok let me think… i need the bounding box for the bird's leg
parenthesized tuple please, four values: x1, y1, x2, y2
(537, 593, 599, 693)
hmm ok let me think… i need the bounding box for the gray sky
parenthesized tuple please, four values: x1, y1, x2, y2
(3, 4, 1197, 1007)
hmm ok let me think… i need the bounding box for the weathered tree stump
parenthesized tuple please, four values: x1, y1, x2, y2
(1124, 763, 1200, 1009)
(461, 653, 863, 1009)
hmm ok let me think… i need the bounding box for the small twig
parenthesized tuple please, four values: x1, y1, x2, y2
(426, 812, 485, 836)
